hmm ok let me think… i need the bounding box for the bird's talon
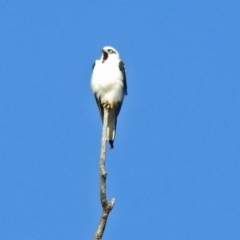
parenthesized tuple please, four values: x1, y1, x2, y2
(102, 101, 115, 109)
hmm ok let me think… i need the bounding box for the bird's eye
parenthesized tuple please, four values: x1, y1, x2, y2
(108, 49, 115, 54)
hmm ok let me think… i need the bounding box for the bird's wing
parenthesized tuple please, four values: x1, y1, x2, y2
(115, 61, 128, 117)
(94, 94, 103, 122)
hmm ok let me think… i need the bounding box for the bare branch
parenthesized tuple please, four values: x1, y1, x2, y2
(94, 108, 115, 240)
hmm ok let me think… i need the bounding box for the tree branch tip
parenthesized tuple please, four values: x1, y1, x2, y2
(110, 198, 115, 206)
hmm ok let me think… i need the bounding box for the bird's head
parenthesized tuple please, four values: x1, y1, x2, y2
(101, 46, 120, 63)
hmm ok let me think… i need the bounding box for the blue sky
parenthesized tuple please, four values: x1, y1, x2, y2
(0, 1, 240, 239)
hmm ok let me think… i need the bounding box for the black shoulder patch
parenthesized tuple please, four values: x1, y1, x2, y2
(92, 62, 95, 70)
(119, 61, 128, 95)
(119, 61, 125, 71)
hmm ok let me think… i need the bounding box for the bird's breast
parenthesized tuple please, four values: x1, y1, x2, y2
(91, 62, 123, 92)
(91, 61, 124, 103)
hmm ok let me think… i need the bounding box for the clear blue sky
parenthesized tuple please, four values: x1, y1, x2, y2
(1, 1, 240, 239)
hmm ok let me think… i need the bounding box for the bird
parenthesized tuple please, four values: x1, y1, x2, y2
(91, 46, 127, 148)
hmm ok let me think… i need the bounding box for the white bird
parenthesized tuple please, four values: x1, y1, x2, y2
(91, 46, 127, 148)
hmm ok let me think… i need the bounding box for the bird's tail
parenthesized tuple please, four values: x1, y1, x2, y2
(106, 109, 117, 149)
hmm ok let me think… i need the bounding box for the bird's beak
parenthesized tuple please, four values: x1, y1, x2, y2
(102, 50, 108, 63)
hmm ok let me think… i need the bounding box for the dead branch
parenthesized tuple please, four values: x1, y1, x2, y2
(93, 107, 115, 240)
